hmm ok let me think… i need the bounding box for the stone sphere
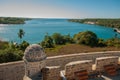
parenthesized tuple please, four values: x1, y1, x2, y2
(24, 44, 46, 62)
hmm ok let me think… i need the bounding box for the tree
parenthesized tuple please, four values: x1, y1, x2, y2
(73, 31, 98, 47)
(52, 33, 65, 45)
(41, 34, 54, 48)
(106, 38, 120, 47)
(63, 34, 74, 43)
(18, 29, 25, 43)
(19, 41, 29, 51)
(97, 38, 106, 47)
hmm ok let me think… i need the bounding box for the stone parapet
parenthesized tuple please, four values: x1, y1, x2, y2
(46, 51, 120, 70)
(65, 60, 93, 80)
(95, 56, 119, 71)
(42, 66, 61, 80)
(0, 51, 120, 80)
(0, 61, 24, 80)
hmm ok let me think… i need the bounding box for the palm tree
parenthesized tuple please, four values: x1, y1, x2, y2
(18, 29, 25, 43)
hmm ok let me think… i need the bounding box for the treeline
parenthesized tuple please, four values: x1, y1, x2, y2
(40, 33, 73, 48)
(40, 31, 120, 48)
(69, 19, 120, 28)
(0, 17, 30, 24)
(0, 31, 120, 63)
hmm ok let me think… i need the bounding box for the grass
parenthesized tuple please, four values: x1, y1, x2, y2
(45, 44, 120, 56)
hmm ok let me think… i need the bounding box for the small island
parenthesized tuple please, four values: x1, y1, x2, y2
(0, 17, 31, 24)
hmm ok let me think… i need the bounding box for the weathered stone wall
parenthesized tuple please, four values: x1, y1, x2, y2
(65, 60, 93, 80)
(42, 66, 60, 80)
(0, 51, 120, 80)
(0, 61, 24, 80)
(46, 51, 120, 69)
(95, 56, 119, 71)
(24, 60, 46, 77)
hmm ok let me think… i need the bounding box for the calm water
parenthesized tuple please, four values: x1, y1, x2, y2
(0, 19, 120, 44)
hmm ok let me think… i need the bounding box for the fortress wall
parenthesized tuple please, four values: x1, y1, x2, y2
(0, 51, 120, 80)
(95, 56, 119, 71)
(42, 66, 61, 80)
(0, 61, 24, 80)
(46, 51, 120, 69)
(65, 60, 93, 80)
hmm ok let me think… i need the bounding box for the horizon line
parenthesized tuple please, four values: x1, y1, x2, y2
(0, 16, 120, 19)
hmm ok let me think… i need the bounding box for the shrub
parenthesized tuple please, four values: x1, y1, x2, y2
(73, 31, 98, 47)
(63, 34, 74, 43)
(0, 48, 23, 63)
(97, 38, 106, 47)
(41, 34, 54, 48)
(106, 38, 120, 47)
(19, 40, 29, 51)
(52, 33, 65, 45)
(0, 41, 9, 49)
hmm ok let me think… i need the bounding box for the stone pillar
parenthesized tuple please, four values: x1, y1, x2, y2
(23, 44, 46, 80)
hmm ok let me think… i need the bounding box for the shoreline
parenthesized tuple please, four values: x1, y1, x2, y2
(0, 24, 9, 26)
(114, 28, 120, 33)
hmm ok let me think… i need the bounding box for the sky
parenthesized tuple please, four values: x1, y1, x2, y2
(0, 0, 120, 18)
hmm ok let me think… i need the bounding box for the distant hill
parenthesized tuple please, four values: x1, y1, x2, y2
(68, 19, 120, 29)
(0, 17, 31, 24)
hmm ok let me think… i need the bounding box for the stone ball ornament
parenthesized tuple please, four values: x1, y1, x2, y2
(24, 44, 46, 62)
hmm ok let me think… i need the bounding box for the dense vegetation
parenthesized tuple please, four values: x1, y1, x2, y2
(0, 41, 29, 63)
(0, 30, 120, 63)
(0, 17, 30, 24)
(0, 29, 29, 63)
(0, 48, 23, 63)
(40, 31, 120, 48)
(41, 33, 73, 48)
(73, 31, 98, 47)
(69, 19, 120, 28)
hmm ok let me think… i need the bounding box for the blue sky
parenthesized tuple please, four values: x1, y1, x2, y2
(0, 0, 120, 18)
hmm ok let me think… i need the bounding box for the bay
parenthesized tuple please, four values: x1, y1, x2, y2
(0, 19, 119, 44)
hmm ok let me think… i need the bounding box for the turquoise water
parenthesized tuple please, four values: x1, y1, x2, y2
(0, 19, 119, 44)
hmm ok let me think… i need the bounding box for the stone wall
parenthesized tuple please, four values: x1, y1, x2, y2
(65, 60, 93, 80)
(46, 51, 120, 70)
(25, 60, 46, 77)
(0, 51, 120, 80)
(0, 61, 24, 80)
(95, 56, 119, 71)
(42, 66, 61, 80)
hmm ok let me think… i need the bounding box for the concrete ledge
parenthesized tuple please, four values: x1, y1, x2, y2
(96, 56, 119, 60)
(66, 60, 93, 66)
(47, 51, 120, 59)
(0, 60, 24, 66)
